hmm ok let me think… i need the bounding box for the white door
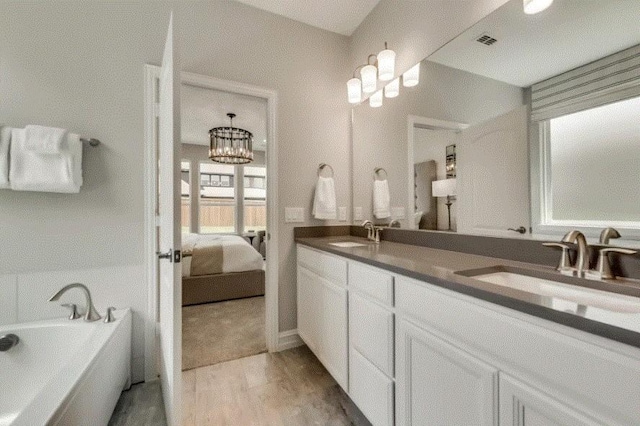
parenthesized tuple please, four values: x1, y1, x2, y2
(457, 106, 530, 237)
(499, 374, 600, 426)
(396, 319, 498, 426)
(157, 13, 182, 426)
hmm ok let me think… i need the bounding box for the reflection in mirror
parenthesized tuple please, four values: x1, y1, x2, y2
(351, 0, 640, 241)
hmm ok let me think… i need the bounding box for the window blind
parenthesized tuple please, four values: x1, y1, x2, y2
(531, 43, 640, 122)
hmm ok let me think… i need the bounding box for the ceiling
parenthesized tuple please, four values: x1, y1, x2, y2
(181, 84, 268, 152)
(234, 0, 381, 36)
(428, 0, 640, 87)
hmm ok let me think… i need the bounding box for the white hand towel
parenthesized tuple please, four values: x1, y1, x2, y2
(0, 126, 11, 189)
(10, 129, 83, 193)
(24, 125, 68, 155)
(312, 176, 337, 220)
(373, 179, 391, 219)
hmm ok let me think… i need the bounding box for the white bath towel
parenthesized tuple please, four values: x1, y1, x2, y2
(373, 179, 391, 219)
(312, 176, 337, 219)
(10, 129, 83, 193)
(24, 125, 67, 155)
(0, 126, 11, 189)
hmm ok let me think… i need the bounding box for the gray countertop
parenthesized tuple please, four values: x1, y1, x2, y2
(296, 236, 640, 350)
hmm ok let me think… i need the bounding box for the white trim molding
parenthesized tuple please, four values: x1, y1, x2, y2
(277, 329, 304, 352)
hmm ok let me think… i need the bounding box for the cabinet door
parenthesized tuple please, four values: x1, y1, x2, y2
(297, 266, 321, 353)
(499, 374, 602, 426)
(320, 279, 348, 391)
(349, 292, 394, 377)
(350, 348, 394, 426)
(396, 319, 498, 426)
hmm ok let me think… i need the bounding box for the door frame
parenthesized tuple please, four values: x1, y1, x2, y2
(406, 115, 468, 230)
(144, 67, 279, 381)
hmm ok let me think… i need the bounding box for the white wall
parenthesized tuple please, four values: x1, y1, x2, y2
(0, 1, 350, 381)
(413, 128, 458, 230)
(349, 0, 510, 86)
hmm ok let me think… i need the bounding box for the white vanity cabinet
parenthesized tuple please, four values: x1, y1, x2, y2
(396, 318, 498, 426)
(297, 244, 640, 426)
(296, 245, 348, 390)
(348, 261, 395, 426)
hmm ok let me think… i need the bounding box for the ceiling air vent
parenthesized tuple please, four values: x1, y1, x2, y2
(476, 33, 498, 46)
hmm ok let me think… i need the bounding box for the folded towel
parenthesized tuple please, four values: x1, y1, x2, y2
(373, 179, 391, 219)
(312, 176, 337, 220)
(0, 126, 11, 189)
(24, 125, 67, 155)
(10, 129, 83, 193)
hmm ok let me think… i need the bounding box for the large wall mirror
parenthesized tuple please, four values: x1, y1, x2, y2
(352, 0, 640, 242)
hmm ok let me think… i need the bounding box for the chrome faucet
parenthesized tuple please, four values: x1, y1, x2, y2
(561, 230, 590, 277)
(599, 227, 621, 245)
(362, 220, 374, 241)
(49, 283, 102, 322)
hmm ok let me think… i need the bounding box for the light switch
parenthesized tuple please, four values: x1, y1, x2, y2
(354, 207, 363, 221)
(338, 207, 347, 221)
(295, 208, 304, 222)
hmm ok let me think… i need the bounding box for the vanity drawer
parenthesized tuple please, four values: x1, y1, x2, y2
(349, 347, 394, 426)
(297, 245, 347, 286)
(348, 261, 394, 306)
(349, 292, 394, 377)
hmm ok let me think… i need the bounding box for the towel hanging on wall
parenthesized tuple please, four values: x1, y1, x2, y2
(313, 176, 337, 220)
(373, 179, 391, 219)
(10, 129, 83, 193)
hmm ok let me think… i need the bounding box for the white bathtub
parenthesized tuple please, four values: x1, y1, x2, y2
(0, 309, 132, 426)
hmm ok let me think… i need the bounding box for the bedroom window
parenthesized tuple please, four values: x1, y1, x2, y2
(199, 163, 236, 233)
(244, 166, 266, 232)
(181, 161, 190, 233)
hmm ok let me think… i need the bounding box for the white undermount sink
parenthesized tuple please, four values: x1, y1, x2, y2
(472, 271, 640, 313)
(329, 242, 367, 248)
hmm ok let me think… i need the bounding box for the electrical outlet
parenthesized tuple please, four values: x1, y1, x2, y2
(338, 207, 347, 221)
(354, 207, 363, 221)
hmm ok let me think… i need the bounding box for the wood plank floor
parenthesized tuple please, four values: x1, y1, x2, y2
(183, 345, 371, 426)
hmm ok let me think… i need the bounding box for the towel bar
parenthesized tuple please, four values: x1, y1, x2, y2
(80, 138, 101, 147)
(317, 163, 334, 177)
(374, 167, 388, 180)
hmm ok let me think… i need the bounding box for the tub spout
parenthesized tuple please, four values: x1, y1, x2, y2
(49, 283, 102, 322)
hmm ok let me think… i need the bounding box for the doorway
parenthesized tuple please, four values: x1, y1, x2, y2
(180, 83, 270, 370)
(143, 70, 278, 382)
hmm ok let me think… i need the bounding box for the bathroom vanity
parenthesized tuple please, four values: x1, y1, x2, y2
(296, 236, 640, 426)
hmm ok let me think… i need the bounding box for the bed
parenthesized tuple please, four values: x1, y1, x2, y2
(181, 233, 265, 306)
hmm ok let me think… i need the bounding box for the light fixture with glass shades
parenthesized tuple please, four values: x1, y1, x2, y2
(360, 54, 378, 94)
(369, 90, 383, 108)
(347, 42, 397, 104)
(523, 0, 553, 14)
(402, 62, 420, 87)
(209, 112, 254, 164)
(377, 42, 396, 81)
(384, 78, 400, 98)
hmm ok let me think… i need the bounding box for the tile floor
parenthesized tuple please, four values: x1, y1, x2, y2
(183, 345, 371, 426)
(109, 345, 370, 426)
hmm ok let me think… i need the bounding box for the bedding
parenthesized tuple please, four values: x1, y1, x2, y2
(182, 233, 263, 277)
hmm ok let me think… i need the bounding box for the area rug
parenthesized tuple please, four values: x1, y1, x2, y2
(182, 296, 267, 371)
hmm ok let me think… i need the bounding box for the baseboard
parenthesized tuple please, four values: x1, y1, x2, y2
(277, 329, 304, 351)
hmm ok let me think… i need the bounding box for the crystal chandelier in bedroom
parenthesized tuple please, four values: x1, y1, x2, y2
(209, 112, 254, 164)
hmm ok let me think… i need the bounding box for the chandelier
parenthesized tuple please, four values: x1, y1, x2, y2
(209, 113, 254, 164)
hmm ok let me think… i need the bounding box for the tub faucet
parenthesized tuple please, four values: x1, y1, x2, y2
(49, 283, 102, 322)
(561, 230, 590, 277)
